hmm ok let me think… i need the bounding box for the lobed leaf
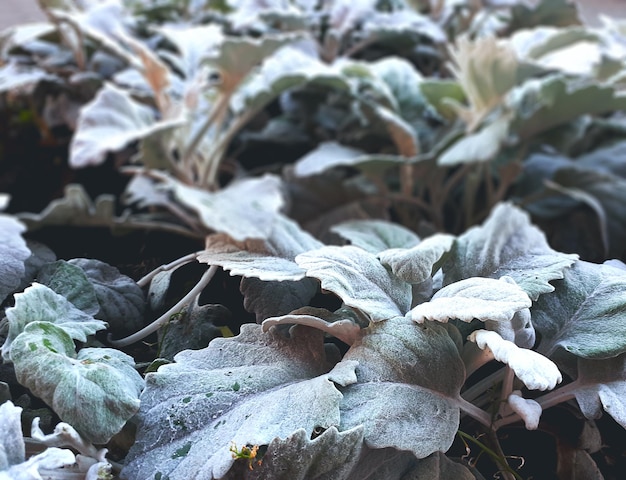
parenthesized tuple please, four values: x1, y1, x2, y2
(532, 260, 626, 359)
(409, 276, 531, 325)
(339, 316, 465, 458)
(468, 329, 562, 391)
(1, 283, 107, 362)
(331, 219, 421, 254)
(378, 233, 455, 285)
(10, 322, 144, 444)
(122, 324, 354, 480)
(296, 245, 412, 322)
(442, 202, 577, 300)
(37, 260, 99, 317)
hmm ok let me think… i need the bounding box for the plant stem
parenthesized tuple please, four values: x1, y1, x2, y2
(457, 430, 523, 480)
(108, 265, 218, 347)
(136, 251, 202, 287)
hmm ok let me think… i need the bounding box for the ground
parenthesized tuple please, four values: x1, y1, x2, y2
(0, 0, 625, 30)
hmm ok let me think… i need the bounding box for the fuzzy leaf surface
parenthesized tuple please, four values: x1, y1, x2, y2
(339, 316, 464, 457)
(10, 322, 144, 444)
(69, 83, 179, 168)
(574, 354, 626, 428)
(409, 277, 531, 324)
(532, 260, 626, 359)
(1, 284, 107, 362)
(169, 174, 284, 241)
(378, 233, 455, 284)
(199, 215, 322, 281)
(0, 215, 30, 304)
(296, 245, 412, 321)
(122, 325, 356, 480)
(442, 202, 577, 300)
(37, 260, 99, 316)
(331, 219, 421, 254)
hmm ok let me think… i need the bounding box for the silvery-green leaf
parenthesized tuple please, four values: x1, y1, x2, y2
(378, 233, 454, 284)
(362, 10, 446, 45)
(438, 114, 510, 166)
(69, 83, 181, 168)
(10, 322, 143, 444)
(69, 258, 144, 333)
(574, 354, 626, 428)
(231, 46, 353, 114)
(468, 329, 562, 390)
(0, 61, 55, 94)
(331, 219, 420, 254)
(122, 324, 355, 480)
(442, 202, 577, 300)
(532, 260, 626, 359)
(419, 79, 467, 121)
(263, 306, 363, 345)
(18, 241, 56, 292)
(221, 426, 364, 480)
(1, 284, 107, 362)
(37, 260, 99, 317)
(296, 245, 412, 321)
(508, 74, 626, 140)
(409, 277, 531, 324)
(339, 316, 464, 457)
(241, 277, 319, 323)
(198, 215, 322, 281)
(0, 215, 30, 304)
(0, 400, 24, 470)
(168, 174, 284, 241)
(17, 184, 118, 231)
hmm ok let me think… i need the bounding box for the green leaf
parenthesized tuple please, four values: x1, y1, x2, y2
(0, 215, 30, 304)
(331, 219, 421, 254)
(2, 284, 107, 362)
(122, 324, 355, 480)
(419, 79, 467, 121)
(378, 233, 455, 285)
(10, 322, 144, 444)
(339, 316, 465, 458)
(37, 260, 100, 317)
(442, 202, 577, 300)
(532, 260, 626, 359)
(508, 74, 626, 140)
(69, 258, 145, 334)
(296, 245, 412, 322)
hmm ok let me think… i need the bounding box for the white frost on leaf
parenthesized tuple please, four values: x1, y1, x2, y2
(468, 330, 562, 391)
(409, 276, 531, 324)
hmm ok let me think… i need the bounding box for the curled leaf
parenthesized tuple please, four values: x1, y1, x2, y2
(468, 329, 562, 391)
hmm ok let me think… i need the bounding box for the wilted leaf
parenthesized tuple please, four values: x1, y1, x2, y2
(1, 283, 107, 362)
(0, 215, 30, 304)
(468, 329, 562, 390)
(122, 324, 355, 480)
(378, 233, 454, 284)
(531, 260, 626, 359)
(10, 322, 144, 444)
(331, 219, 420, 254)
(296, 245, 412, 322)
(442, 202, 578, 300)
(339, 316, 465, 457)
(409, 276, 531, 324)
(168, 174, 285, 241)
(69, 258, 144, 333)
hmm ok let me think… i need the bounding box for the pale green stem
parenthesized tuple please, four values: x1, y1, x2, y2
(457, 396, 492, 428)
(136, 251, 202, 288)
(108, 265, 218, 347)
(462, 368, 506, 405)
